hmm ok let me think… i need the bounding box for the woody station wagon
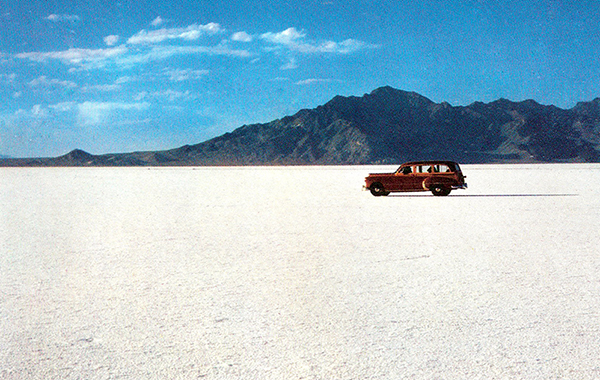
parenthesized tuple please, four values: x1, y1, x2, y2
(365, 160, 467, 196)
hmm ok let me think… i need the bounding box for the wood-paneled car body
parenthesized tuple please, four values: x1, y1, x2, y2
(365, 161, 467, 196)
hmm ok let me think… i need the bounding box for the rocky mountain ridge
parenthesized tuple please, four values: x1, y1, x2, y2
(2, 86, 600, 166)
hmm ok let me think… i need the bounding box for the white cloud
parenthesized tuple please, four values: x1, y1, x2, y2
(165, 68, 209, 81)
(13, 108, 29, 117)
(11, 22, 368, 75)
(151, 16, 165, 27)
(16, 46, 128, 66)
(280, 57, 298, 70)
(81, 84, 122, 92)
(163, 105, 185, 112)
(127, 23, 223, 44)
(104, 35, 119, 46)
(80, 75, 142, 92)
(322, 39, 374, 54)
(49, 102, 76, 112)
(80, 101, 149, 112)
(115, 44, 251, 67)
(261, 27, 306, 45)
(134, 89, 194, 102)
(31, 104, 47, 117)
(77, 101, 150, 125)
(28, 75, 77, 88)
(134, 91, 148, 101)
(46, 14, 80, 22)
(115, 76, 136, 85)
(156, 89, 193, 101)
(231, 31, 253, 42)
(295, 78, 337, 85)
(0, 73, 17, 84)
(261, 27, 375, 54)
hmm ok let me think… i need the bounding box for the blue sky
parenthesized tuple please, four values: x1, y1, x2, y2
(2, 0, 600, 157)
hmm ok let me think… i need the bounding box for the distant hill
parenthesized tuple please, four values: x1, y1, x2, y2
(2, 86, 599, 166)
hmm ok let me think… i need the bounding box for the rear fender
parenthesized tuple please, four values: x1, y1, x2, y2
(423, 177, 455, 190)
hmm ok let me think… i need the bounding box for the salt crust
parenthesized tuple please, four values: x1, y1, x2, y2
(1, 164, 600, 379)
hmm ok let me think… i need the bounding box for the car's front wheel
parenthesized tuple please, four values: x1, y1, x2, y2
(431, 185, 451, 196)
(370, 182, 389, 196)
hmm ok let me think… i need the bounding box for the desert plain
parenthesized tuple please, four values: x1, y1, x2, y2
(1, 164, 600, 379)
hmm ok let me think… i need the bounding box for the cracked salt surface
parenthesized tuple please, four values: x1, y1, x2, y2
(2, 164, 600, 379)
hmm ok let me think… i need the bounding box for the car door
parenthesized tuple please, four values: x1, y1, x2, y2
(386, 166, 410, 191)
(407, 164, 431, 190)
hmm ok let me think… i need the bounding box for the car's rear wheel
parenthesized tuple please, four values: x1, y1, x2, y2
(431, 185, 451, 196)
(370, 182, 389, 196)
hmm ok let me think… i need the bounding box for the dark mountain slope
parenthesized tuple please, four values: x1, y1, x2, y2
(2, 86, 599, 166)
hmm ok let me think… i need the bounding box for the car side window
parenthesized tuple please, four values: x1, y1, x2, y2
(401, 166, 412, 174)
(416, 165, 432, 173)
(434, 164, 450, 172)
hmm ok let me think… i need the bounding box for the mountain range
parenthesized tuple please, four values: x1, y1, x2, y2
(2, 86, 600, 166)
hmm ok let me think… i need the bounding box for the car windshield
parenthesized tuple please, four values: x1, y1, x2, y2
(398, 166, 412, 174)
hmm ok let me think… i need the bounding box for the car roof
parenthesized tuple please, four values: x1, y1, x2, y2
(400, 160, 458, 166)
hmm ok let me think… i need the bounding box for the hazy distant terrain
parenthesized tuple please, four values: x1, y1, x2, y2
(2, 87, 600, 167)
(2, 164, 600, 379)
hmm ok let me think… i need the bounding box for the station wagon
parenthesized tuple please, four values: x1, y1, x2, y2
(365, 160, 467, 196)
